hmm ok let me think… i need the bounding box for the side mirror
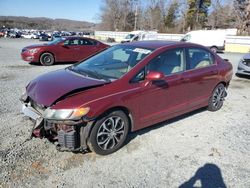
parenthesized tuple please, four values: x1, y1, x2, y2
(146, 71, 165, 81)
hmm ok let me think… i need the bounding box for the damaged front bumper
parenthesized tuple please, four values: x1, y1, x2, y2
(21, 98, 93, 153)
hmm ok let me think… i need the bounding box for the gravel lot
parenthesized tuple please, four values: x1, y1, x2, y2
(0, 38, 250, 188)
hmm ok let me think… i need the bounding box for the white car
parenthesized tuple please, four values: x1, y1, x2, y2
(181, 30, 227, 53)
(21, 33, 38, 39)
(236, 53, 250, 76)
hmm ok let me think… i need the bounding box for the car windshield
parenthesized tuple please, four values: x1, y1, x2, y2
(69, 45, 153, 81)
(125, 34, 135, 39)
(47, 38, 65, 45)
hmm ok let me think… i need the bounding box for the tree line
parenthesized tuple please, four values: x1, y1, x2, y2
(0, 16, 95, 31)
(98, 0, 250, 35)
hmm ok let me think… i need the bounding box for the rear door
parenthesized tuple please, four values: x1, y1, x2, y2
(185, 47, 219, 108)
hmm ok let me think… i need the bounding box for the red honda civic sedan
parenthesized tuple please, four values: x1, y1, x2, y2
(21, 37, 109, 65)
(20, 41, 233, 155)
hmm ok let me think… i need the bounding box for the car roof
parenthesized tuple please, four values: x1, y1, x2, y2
(124, 40, 186, 49)
(62, 36, 94, 40)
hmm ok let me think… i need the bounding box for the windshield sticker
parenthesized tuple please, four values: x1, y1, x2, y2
(133, 48, 151, 54)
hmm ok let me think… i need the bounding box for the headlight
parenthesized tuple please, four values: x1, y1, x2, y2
(28, 48, 40, 54)
(20, 90, 28, 102)
(43, 107, 90, 120)
(242, 60, 247, 65)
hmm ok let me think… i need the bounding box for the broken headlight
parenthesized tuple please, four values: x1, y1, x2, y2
(43, 107, 90, 120)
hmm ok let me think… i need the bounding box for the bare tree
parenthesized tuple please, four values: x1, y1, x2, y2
(208, 0, 235, 29)
(233, 0, 250, 35)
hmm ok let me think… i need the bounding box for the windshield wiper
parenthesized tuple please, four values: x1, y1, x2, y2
(68, 67, 111, 82)
(83, 69, 111, 82)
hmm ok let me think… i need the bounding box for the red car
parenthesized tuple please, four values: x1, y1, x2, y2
(20, 41, 233, 155)
(21, 37, 109, 65)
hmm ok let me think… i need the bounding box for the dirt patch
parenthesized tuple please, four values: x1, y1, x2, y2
(6, 65, 33, 69)
(0, 74, 15, 81)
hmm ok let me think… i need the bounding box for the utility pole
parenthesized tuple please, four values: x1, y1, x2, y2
(134, 0, 138, 31)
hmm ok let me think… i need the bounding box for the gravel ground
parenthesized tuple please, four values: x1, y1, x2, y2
(0, 38, 250, 188)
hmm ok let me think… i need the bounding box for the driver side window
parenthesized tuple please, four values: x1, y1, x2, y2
(147, 48, 185, 75)
(131, 48, 185, 83)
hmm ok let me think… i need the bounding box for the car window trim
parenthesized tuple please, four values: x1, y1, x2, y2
(130, 47, 186, 83)
(184, 47, 216, 72)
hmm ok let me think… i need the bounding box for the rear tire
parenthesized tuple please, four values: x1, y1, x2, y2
(88, 110, 129, 155)
(40, 52, 54, 66)
(208, 84, 226, 111)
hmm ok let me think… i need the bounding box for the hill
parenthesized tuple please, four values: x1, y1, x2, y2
(0, 16, 96, 31)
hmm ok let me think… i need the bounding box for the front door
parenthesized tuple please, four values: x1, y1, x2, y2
(132, 48, 189, 129)
(57, 38, 81, 62)
(78, 38, 100, 61)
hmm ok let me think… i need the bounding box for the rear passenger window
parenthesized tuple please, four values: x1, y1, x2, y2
(147, 48, 185, 75)
(64, 39, 79, 45)
(187, 48, 214, 70)
(79, 39, 96, 45)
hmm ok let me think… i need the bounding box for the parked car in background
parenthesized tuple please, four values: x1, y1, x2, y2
(236, 53, 250, 76)
(21, 37, 109, 65)
(7, 31, 22, 38)
(0, 31, 5, 37)
(20, 41, 233, 155)
(39, 33, 52, 41)
(21, 33, 39, 39)
(121, 30, 158, 43)
(181, 30, 227, 53)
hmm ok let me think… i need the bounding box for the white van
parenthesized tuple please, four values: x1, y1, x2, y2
(181, 30, 227, 53)
(121, 30, 157, 43)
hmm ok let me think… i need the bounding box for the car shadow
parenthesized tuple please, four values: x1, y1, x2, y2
(125, 107, 207, 146)
(29, 61, 75, 66)
(179, 163, 226, 188)
(235, 73, 250, 79)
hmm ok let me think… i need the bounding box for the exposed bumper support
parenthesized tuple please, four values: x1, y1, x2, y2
(21, 101, 93, 153)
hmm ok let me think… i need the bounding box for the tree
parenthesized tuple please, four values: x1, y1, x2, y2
(233, 0, 250, 35)
(186, 0, 211, 30)
(208, 0, 235, 29)
(99, 0, 139, 31)
(164, 1, 179, 31)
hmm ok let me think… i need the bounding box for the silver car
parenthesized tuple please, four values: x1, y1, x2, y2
(237, 53, 250, 76)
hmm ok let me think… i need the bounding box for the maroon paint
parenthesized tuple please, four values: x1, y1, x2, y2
(21, 37, 109, 63)
(26, 41, 233, 131)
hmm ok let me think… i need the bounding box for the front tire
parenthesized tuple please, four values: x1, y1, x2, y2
(208, 84, 226, 111)
(89, 110, 129, 155)
(40, 52, 54, 66)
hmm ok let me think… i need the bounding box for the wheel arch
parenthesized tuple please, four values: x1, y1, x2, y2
(212, 81, 227, 93)
(39, 51, 56, 62)
(93, 106, 134, 133)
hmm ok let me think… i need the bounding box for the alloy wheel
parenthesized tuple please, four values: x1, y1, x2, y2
(96, 116, 125, 150)
(212, 85, 225, 109)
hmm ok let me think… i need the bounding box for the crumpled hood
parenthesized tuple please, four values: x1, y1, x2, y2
(26, 69, 107, 106)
